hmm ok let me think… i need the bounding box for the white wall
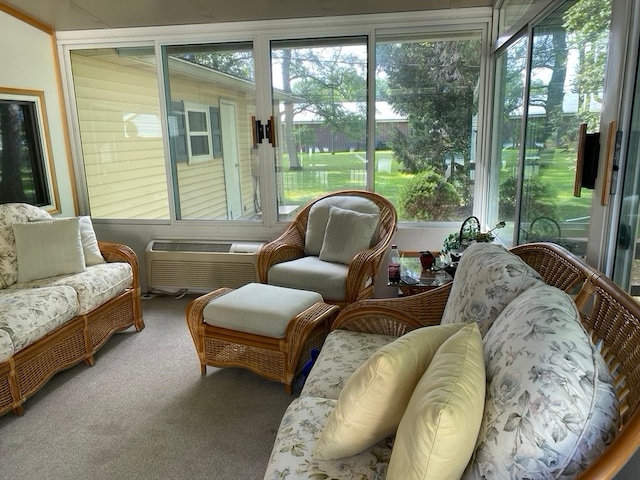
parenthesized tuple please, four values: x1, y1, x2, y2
(0, 10, 75, 215)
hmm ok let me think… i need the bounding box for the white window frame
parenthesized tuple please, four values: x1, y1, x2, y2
(185, 103, 213, 163)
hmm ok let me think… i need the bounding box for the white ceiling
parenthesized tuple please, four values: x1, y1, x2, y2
(4, 0, 494, 31)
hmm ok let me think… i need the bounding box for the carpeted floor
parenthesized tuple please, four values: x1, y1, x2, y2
(0, 294, 295, 480)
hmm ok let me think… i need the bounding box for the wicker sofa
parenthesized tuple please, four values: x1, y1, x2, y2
(264, 242, 640, 480)
(0, 203, 144, 416)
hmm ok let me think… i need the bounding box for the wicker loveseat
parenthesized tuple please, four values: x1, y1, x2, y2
(0, 203, 144, 416)
(264, 242, 640, 479)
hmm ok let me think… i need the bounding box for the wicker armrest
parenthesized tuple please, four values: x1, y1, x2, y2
(98, 241, 140, 288)
(257, 237, 304, 283)
(332, 304, 424, 336)
(333, 283, 452, 336)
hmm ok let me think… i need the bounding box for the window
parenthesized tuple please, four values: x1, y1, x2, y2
(185, 105, 213, 161)
(374, 31, 483, 222)
(0, 88, 56, 209)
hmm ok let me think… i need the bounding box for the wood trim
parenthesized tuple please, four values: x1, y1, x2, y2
(0, 1, 54, 34)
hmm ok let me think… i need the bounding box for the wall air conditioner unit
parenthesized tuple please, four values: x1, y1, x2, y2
(145, 240, 264, 294)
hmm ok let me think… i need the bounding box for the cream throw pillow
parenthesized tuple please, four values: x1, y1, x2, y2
(313, 323, 467, 460)
(318, 205, 379, 265)
(386, 322, 486, 480)
(79, 216, 106, 266)
(13, 217, 86, 283)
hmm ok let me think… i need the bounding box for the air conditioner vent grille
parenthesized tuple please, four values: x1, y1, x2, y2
(151, 242, 232, 253)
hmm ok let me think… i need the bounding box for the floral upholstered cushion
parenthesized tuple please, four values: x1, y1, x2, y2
(441, 242, 542, 336)
(0, 328, 14, 363)
(8, 263, 133, 315)
(0, 203, 51, 289)
(263, 396, 392, 480)
(463, 283, 619, 480)
(300, 329, 397, 400)
(314, 323, 466, 460)
(0, 287, 79, 352)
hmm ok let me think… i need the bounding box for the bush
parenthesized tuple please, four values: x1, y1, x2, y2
(399, 170, 461, 221)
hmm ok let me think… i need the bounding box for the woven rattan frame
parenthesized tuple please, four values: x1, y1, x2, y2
(332, 242, 640, 479)
(256, 190, 397, 307)
(0, 241, 144, 417)
(186, 288, 339, 394)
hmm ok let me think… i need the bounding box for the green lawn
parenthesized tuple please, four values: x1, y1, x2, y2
(280, 149, 589, 224)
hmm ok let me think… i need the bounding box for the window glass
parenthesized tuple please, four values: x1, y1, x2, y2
(375, 31, 482, 222)
(270, 37, 368, 220)
(164, 42, 257, 220)
(488, 36, 528, 245)
(0, 89, 54, 207)
(70, 47, 170, 219)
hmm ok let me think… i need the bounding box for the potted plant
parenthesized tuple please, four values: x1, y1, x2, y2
(442, 216, 506, 262)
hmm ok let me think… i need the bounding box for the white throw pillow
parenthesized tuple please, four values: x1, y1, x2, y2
(318, 205, 379, 265)
(313, 323, 467, 460)
(79, 216, 106, 266)
(387, 322, 486, 480)
(13, 217, 86, 283)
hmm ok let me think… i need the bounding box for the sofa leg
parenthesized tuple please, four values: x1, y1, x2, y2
(12, 404, 24, 416)
(200, 364, 207, 375)
(284, 383, 293, 395)
(85, 355, 96, 366)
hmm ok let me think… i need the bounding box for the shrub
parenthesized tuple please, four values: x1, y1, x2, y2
(399, 170, 461, 221)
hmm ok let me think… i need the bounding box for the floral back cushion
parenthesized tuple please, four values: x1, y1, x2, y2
(0, 203, 51, 289)
(463, 283, 619, 480)
(441, 242, 542, 336)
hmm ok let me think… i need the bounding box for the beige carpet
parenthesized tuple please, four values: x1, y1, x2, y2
(0, 294, 295, 480)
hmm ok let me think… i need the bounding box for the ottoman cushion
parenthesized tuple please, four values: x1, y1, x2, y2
(203, 283, 323, 338)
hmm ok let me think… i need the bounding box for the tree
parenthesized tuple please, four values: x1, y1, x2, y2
(0, 103, 27, 203)
(273, 45, 367, 168)
(377, 39, 481, 205)
(564, 0, 611, 130)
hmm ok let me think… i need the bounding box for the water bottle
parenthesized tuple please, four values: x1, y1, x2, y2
(388, 244, 401, 283)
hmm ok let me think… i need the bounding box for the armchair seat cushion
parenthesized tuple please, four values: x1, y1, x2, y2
(8, 263, 133, 315)
(0, 286, 79, 352)
(268, 256, 349, 302)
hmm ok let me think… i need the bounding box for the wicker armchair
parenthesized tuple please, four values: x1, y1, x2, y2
(257, 190, 397, 307)
(332, 242, 640, 479)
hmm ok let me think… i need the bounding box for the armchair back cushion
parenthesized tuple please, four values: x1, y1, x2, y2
(318, 205, 380, 265)
(463, 283, 619, 479)
(441, 242, 542, 336)
(305, 196, 380, 256)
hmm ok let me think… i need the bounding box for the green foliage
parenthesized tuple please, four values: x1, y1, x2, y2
(377, 39, 481, 208)
(398, 170, 461, 221)
(499, 176, 559, 221)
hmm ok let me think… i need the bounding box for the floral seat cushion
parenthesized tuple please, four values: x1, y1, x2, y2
(441, 242, 542, 336)
(300, 329, 397, 400)
(0, 287, 79, 352)
(8, 263, 133, 315)
(463, 283, 619, 479)
(0, 328, 14, 363)
(263, 396, 392, 480)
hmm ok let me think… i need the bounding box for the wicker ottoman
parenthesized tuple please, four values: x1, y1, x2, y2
(186, 283, 339, 393)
